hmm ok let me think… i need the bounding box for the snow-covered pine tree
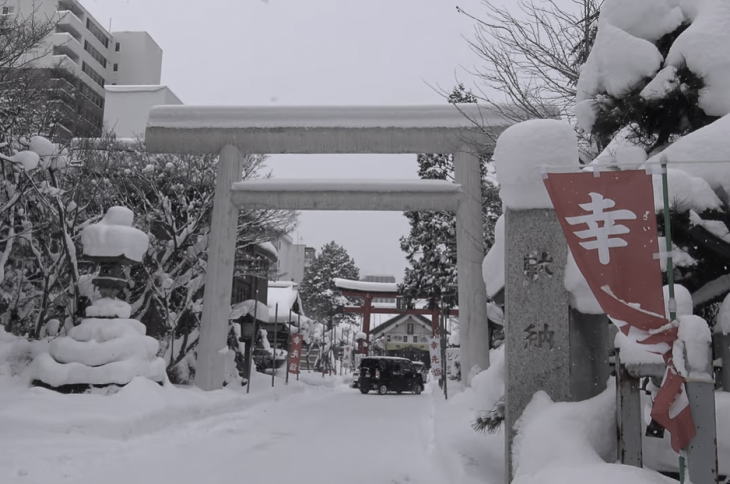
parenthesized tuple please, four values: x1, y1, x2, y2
(576, 0, 730, 325)
(399, 85, 501, 309)
(299, 241, 359, 325)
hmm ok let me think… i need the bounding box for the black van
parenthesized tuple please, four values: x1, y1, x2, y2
(358, 356, 424, 395)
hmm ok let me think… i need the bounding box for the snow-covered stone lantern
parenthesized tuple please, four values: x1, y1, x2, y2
(355, 330, 367, 354)
(30, 206, 166, 392)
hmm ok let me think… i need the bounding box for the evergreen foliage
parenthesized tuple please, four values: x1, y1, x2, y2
(399, 85, 501, 309)
(587, 22, 714, 151)
(580, 9, 730, 324)
(299, 241, 360, 325)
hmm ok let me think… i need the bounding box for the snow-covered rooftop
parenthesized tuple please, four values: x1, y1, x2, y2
(267, 281, 302, 318)
(333, 278, 399, 293)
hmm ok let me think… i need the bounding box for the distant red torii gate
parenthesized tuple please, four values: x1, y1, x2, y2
(334, 278, 458, 354)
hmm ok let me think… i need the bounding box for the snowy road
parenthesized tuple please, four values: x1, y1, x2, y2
(1, 380, 454, 484)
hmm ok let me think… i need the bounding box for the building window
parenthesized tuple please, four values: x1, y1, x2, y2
(85, 18, 110, 48)
(1, 6, 14, 14)
(386, 335, 391, 342)
(81, 61, 105, 87)
(83, 40, 107, 68)
(413, 336, 417, 343)
(406, 323, 414, 335)
(115, 42, 120, 52)
(113, 63, 118, 72)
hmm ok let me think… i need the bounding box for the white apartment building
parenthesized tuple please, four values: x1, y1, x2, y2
(103, 85, 181, 139)
(7, 0, 173, 138)
(272, 235, 306, 284)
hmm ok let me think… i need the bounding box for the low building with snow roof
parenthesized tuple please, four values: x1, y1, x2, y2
(370, 314, 434, 367)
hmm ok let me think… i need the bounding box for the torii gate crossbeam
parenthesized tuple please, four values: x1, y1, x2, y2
(146, 105, 510, 389)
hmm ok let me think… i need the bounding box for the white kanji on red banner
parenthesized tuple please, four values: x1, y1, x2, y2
(544, 169, 694, 452)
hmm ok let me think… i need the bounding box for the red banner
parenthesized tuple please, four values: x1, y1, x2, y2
(288, 333, 303, 375)
(543, 169, 693, 451)
(543, 171, 669, 335)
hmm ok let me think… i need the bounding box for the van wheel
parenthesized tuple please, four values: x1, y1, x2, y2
(413, 382, 422, 395)
(377, 384, 388, 395)
(360, 384, 369, 394)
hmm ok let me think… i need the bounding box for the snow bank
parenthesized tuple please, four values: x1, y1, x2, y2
(471, 345, 505, 412)
(483, 215, 504, 298)
(610, 283, 692, 363)
(0, 372, 303, 440)
(689, 210, 730, 243)
(0, 327, 49, 379)
(651, 169, 721, 213)
(432, 347, 507, 483)
(28, 135, 58, 157)
(512, 388, 672, 483)
(640, 65, 679, 101)
(615, 331, 665, 365)
(576, 24, 662, 101)
(674, 314, 712, 380)
(665, 0, 730, 116)
(494, 120, 578, 209)
(663, 283, 693, 317)
(591, 126, 647, 169)
(564, 252, 603, 314)
(599, 0, 685, 42)
(646, 114, 730, 195)
(11, 150, 39, 171)
(656, 237, 696, 270)
(81, 206, 149, 262)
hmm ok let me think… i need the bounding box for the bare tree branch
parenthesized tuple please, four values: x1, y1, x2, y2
(457, 0, 601, 124)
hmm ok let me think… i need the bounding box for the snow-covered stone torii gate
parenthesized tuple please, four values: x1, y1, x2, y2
(145, 105, 511, 390)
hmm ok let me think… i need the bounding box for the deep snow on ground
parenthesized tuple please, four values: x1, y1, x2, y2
(0, 368, 498, 484)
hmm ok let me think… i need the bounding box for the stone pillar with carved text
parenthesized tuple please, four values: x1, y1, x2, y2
(493, 120, 579, 480)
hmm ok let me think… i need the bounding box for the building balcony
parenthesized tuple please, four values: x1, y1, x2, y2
(56, 10, 84, 41)
(55, 23, 81, 43)
(52, 41, 80, 65)
(57, 1, 84, 20)
(49, 76, 77, 95)
(51, 31, 82, 51)
(36, 54, 80, 76)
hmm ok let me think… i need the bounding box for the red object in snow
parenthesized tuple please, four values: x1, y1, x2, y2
(543, 169, 693, 452)
(288, 334, 303, 375)
(651, 364, 696, 452)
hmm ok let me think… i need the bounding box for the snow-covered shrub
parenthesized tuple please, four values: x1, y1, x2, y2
(577, 0, 730, 327)
(1, 134, 295, 384)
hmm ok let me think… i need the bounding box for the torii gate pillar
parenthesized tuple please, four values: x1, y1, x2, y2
(454, 147, 490, 383)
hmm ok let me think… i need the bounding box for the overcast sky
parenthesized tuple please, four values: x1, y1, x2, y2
(85, 0, 488, 282)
